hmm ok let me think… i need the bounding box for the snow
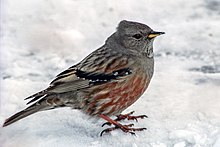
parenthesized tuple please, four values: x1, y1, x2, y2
(0, 0, 220, 146)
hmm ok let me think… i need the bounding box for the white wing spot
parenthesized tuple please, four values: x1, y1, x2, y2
(114, 72, 119, 76)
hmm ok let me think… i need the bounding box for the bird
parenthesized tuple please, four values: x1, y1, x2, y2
(2, 20, 164, 136)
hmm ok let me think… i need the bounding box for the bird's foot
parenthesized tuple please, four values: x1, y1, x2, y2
(102, 111, 147, 127)
(100, 114, 146, 136)
(117, 111, 148, 122)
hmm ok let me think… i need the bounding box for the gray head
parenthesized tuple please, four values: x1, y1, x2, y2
(107, 20, 164, 57)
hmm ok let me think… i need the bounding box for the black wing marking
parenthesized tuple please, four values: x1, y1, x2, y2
(75, 68, 132, 85)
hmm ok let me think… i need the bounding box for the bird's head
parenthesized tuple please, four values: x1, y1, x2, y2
(111, 20, 164, 57)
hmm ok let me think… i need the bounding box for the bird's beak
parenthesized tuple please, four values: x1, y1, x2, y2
(148, 31, 165, 39)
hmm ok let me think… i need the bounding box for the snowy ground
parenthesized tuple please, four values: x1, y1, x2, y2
(0, 0, 220, 146)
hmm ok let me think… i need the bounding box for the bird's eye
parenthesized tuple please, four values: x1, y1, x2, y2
(132, 34, 142, 39)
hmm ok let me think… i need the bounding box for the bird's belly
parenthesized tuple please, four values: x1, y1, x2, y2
(83, 73, 150, 116)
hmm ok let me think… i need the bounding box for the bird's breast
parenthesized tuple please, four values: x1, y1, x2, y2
(80, 68, 151, 116)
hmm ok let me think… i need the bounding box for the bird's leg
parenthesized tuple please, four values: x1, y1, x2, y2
(100, 114, 146, 136)
(102, 111, 148, 126)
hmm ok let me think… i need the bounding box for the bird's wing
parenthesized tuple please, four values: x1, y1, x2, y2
(25, 47, 134, 104)
(48, 50, 133, 93)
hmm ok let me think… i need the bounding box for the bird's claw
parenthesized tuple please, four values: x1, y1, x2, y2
(101, 111, 147, 127)
(127, 115, 148, 122)
(100, 123, 146, 136)
(102, 122, 111, 127)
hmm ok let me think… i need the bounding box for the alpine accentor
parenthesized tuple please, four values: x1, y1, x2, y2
(3, 20, 164, 135)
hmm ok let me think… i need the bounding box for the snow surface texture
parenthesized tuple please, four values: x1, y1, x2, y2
(0, 0, 220, 146)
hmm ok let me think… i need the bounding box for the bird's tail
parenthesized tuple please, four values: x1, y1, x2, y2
(2, 103, 45, 127)
(2, 91, 76, 127)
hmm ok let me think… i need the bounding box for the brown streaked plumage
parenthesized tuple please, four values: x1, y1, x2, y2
(3, 20, 164, 135)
